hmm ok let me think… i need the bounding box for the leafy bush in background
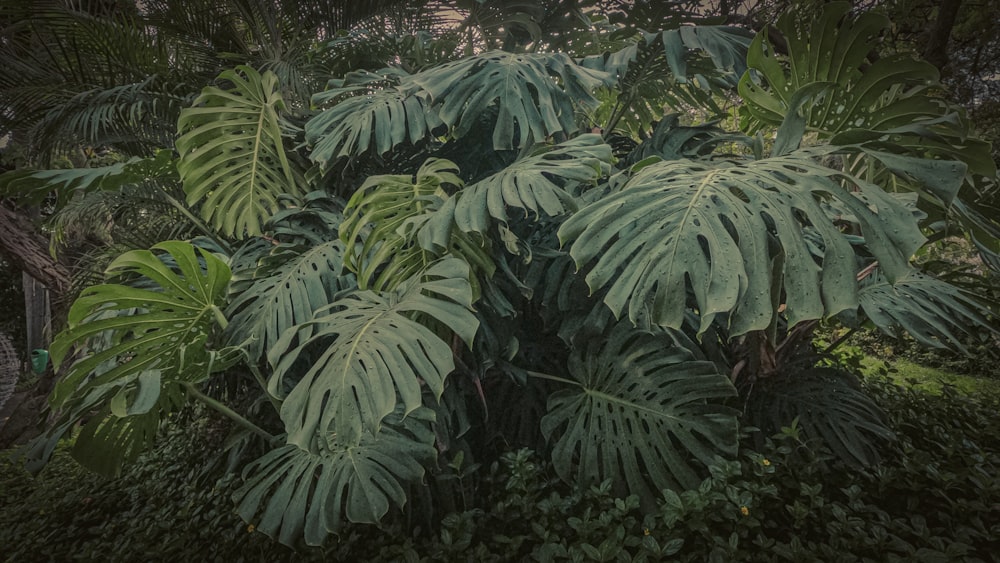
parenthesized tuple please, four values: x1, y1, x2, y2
(0, 257, 25, 358)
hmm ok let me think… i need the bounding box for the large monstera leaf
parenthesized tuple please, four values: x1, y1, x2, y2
(340, 158, 496, 296)
(409, 50, 609, 150)
(226, 239, 355, 362)
(235, 407, 435, 547)
(267, 258, 478, 449)
(560, 149, 925, 335)
(340, 158, 462, 289)
(541, 323, 738, 499)
(177, 65, 306, 238)
(305, 69, 440, 167)
(450, 134, 613, 233)
(340, 158, 493, 292)
(858, 269, 998, 353)
(29, 241, 232, 475)
(738, 2, 994, 177)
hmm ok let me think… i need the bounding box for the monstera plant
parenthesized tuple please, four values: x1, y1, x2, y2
(6, 1, 998, 548)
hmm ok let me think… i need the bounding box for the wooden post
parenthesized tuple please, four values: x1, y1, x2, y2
(22, 272, 50, 349)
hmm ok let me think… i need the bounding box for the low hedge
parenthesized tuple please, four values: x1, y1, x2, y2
(2, 375, 999, 562)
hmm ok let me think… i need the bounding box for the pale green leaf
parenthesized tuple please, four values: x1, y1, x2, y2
(340, 158, 462, 290)
(31, 241, 232, 476)
(50, 240, 232, 406)
(340, 158, 493, 293)
(177, 66, 305, 238)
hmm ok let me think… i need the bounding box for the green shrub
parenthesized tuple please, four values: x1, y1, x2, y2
(3, 376, 999, 562)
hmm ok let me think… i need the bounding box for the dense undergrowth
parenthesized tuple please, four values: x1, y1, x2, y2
(2, 371, 999, 563)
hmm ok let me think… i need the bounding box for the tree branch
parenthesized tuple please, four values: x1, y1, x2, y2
(0, 200, 71, 297)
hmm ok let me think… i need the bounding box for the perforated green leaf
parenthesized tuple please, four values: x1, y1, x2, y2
(451, 134, 613, 233)
(859, 269, 998, 353)
(267, 258, 478, 448)
(541, 323, 738, 497)
(660, 25, 753, 82)
(305, 69, 440, 167)
(409, 50, 609, 150)
(226, 240, 355, 362)
(743, 368, 893, 466)
(235, 408, 435, 547)
(31, 241, 233, 476)
(559, 149, 925, 335)
(177, 66, 305, 238)
(340, 158, 463, 290)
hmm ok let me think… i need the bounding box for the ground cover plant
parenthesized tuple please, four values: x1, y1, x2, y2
(1, 0, 998, 552)
(2, 373, 999, 561)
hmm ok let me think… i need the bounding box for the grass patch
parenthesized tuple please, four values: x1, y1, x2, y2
(861, 356, 1000, 396)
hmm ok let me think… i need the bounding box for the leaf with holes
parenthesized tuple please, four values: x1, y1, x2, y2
(340, 158, 493, 292)
(267, 258, 478, 448)
(859, 269, 998, 353)
(559, 148, 925, 335)
(541, 323, 738, 498)
(226, 239, 355, 362)
(306, 69, 440, 167)
(177, 66, 305, 238)
(409, 50, 608, 150)
(235, 407, 435, 547)
(450, 134, 613, 233)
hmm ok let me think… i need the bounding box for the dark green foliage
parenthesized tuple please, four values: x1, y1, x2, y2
(0, 257, 25, 356)
(4, 0, 1000, 550)
(4, 376, 999, 561)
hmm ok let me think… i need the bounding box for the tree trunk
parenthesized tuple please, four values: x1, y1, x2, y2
(922, 0, 963, 73)
(0, 201, 67, 448)
(0, 200, 70, 299)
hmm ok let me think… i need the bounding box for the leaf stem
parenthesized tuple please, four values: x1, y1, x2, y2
(247, 361, 283, 414)
(525, 369, 579, 387)
(181, 381, 277, 444)
(822, 327, 859, 357)
(158, 190, 231, 253)
(211, 305, 229, 330)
